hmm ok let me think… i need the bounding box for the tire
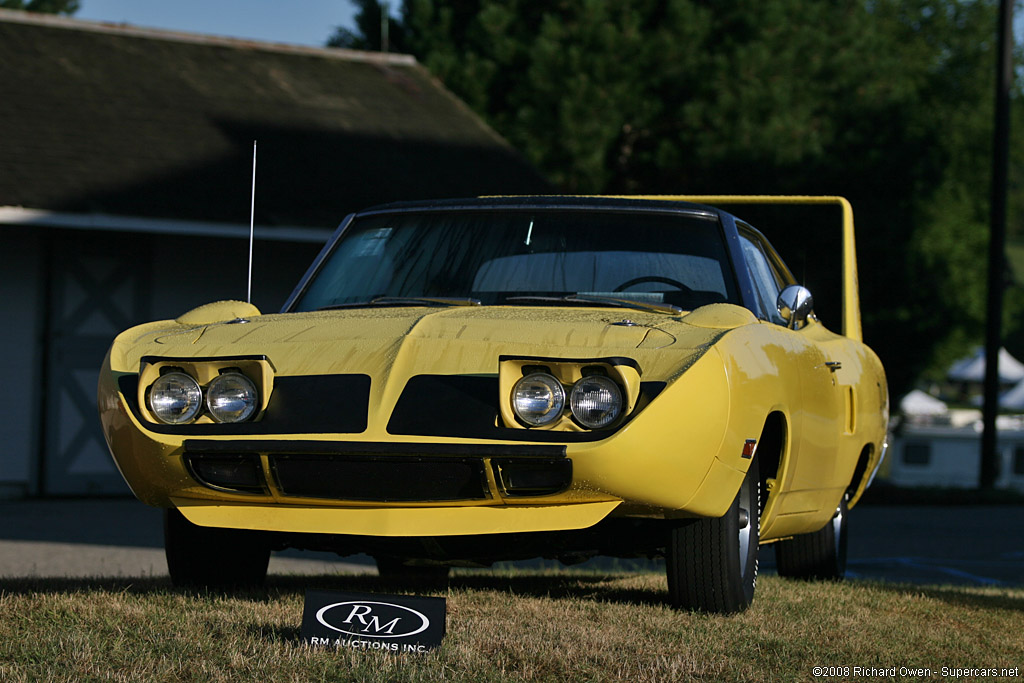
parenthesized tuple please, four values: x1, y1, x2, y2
(374, 556, 451, 586)
(775, 493, 848, 581)
(164, 508, 271, 588)
(666, 456, 760, 614)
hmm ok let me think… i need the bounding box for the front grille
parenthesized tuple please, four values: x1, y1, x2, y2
(185, 454, 266, 494)
(269, 454, 490, 502)
(184, 440, 567, 503)
(492, 457, 572, 497)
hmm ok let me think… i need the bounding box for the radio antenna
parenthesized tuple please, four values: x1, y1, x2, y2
(247, 140, 256, 304)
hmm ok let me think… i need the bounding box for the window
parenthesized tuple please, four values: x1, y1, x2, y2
(738, 230, 786, 324)
(295, 209, 741, 312)
(902, 442, 931, 466)
(1014, 446, 1024, 476)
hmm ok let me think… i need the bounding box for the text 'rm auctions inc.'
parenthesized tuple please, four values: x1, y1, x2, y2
(812, 666, 1020, 679)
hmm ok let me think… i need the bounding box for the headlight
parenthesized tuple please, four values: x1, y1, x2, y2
(205, 372, 259, 423)
(570, 375, 623, 428)
(512, 373, 565, 426)
(149, 372, 202, 424)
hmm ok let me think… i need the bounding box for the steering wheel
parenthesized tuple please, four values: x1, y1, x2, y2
(613, 276, 692, 293)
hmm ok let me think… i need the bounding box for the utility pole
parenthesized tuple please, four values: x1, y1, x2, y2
(981, 0, 1014, 490)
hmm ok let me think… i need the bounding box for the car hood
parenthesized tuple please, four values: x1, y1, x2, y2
(110, 304, 755, 382)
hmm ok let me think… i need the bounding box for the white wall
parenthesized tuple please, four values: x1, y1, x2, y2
(888, 426, 1024, 492)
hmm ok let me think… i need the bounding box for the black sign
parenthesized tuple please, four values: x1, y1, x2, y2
(301, 589, 446, 653)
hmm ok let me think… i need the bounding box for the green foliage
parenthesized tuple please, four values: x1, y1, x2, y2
(328, 0, 404, 51)
(0, 0, 78, 13)
(331, 0, 1024, 395)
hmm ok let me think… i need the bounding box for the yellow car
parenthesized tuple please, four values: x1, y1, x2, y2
(98, 195, 888, 613)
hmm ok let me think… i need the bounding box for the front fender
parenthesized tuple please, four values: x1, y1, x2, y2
(569, 346, 747, 518)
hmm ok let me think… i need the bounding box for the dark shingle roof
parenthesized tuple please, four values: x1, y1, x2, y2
(0, 10, 549, 228)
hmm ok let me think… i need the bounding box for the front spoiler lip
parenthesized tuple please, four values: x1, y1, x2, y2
(172, 497, 622, 537)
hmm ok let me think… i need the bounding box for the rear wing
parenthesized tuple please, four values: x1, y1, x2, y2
(634, 195, 861, 343)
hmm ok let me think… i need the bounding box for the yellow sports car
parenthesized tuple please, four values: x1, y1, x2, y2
(98, 195, 887, 613)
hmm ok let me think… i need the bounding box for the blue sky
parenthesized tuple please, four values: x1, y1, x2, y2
(69, 2, 1024, 53)
(76, 0, 359, 47)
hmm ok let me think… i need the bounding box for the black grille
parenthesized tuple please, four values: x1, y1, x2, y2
(120, 373, 371, 435)
(269, 454, 490, 502)
(387, 374, 665, 442)
(492, 457, 572, 497)
(185, 454, 266, 494)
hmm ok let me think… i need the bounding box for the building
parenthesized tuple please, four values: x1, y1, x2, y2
(0, 9, 549, 497)
(887, 387, 1024, 491)
(887, 422, 1024, 492)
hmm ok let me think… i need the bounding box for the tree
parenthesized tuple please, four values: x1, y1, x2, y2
(328, 0, 404, 51)
(0, 0, 79, 14)
(331, 0, 1019, 396)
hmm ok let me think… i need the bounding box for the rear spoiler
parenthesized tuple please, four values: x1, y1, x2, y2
(634, 195, 861, 342)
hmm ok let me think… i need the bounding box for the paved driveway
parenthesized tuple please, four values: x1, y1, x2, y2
(0, 498, 372, 578)
(835, 503, 1023, 586)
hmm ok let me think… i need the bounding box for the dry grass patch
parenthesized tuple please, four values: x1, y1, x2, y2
(0, 571, 1020, 682)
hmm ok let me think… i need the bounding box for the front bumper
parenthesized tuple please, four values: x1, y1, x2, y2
(99, 348, 748, 537)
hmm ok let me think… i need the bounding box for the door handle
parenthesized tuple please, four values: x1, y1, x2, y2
(825, 361, 842, 372)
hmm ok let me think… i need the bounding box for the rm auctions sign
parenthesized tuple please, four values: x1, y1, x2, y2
(301, 590, 446, 653)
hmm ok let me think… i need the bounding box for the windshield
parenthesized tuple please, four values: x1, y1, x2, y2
(293, 209, 740, 312)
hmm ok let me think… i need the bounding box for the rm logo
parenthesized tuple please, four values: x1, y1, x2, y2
(302, 590, 446, 652)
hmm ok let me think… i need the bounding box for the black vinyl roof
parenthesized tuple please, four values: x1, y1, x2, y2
(357, 195, 722, 219)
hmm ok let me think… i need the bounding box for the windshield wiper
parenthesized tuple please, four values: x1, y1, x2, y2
(318, 296, 482, 311)
(503, 295, 681, 315)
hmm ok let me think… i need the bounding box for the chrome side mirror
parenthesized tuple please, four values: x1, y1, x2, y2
(777, 285, 814, 329)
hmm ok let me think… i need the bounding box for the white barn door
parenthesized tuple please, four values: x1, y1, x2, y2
(42, 234, 150, 495)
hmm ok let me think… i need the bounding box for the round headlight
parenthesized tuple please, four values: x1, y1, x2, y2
(512, 373, 565, 426)
(149, 372, 202, 424)
(570, 375, 623, 429)
(206, 372, 259, 423)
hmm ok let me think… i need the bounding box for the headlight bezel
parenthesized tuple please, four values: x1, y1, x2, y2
(138, 357, 272, 426)
(502, 358, 638, 432)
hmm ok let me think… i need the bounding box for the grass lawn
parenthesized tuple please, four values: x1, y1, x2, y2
(1, 571, 1021, 682)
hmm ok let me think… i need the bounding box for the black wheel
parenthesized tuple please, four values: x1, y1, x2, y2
(374, 556, 451, 586)
(666, 456, 759, 613)
(614, 275, 692, 292)
(775, 493, 848, 581)
(164, 508, 270, 588)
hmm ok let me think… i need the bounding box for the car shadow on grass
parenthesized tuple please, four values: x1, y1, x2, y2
(855, 580, 1024, 613)
(266, 572, 669, 609)
(0, 572, 667, 609)
(0, 576, 172, 595)
(3, 573, 1020, 617)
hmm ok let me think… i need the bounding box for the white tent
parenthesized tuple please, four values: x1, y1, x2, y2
(1000, 379, 1024, 410)
(947, 347, 1024, 384)
(899, 389, 948, 416)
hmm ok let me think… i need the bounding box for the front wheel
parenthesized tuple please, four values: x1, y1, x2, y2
(666, 456, 760, 613)
(164, 508, 271, 588)
(775, 493, 848, 581)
